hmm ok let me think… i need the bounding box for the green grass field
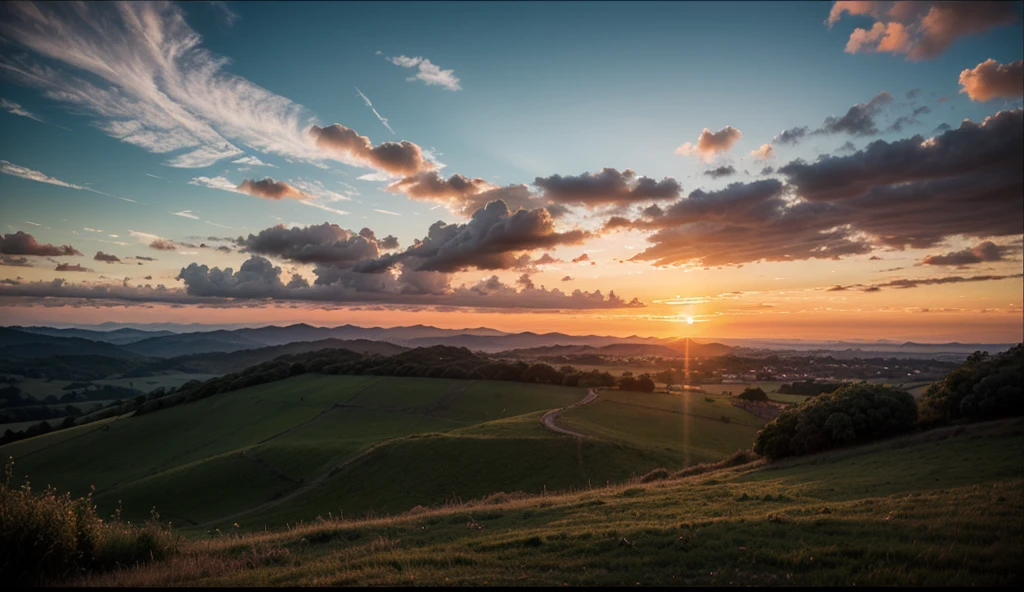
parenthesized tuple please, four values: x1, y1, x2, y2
(74, 418, 1024, 587)
(5, 375, 766, 532)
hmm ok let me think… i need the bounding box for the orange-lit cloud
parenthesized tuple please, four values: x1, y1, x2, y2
(959, 59, 1024, 102)
(675, 126, 742, 161)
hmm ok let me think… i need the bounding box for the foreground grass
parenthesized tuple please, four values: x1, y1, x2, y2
(74, 418, 1024, 587)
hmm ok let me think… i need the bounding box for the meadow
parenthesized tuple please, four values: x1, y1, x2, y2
(71, 417, 1024, 587)
(1, 375, 766, 532)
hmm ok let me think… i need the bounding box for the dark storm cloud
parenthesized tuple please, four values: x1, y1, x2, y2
(703, 165, 736, 179)
(236, 223, 380, 266)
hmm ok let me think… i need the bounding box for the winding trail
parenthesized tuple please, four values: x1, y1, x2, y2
(540, 388, 599, 438)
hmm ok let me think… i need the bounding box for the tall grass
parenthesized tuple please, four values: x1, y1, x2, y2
(0, 457, 180, 585)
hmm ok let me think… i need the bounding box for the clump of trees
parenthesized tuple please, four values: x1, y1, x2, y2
(777, 380, 847, 397)
(918, 344, 1023, 427)
(617, 372, 655, 393)
(753, 383, 917, 459)
(736, 387, 769, 402)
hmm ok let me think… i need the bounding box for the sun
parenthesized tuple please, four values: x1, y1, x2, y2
(686, 316, 695, 325)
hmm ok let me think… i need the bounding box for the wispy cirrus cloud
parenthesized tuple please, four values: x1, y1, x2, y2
(355, 87, 394, 134)
(0, 160, 134, 202)
(386, 55, 462, 91)
(0, 2, 435, 176)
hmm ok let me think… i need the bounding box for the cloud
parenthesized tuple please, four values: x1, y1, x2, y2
(959, 59, 1024, 102)
(773, 126, 810, 146)
(355, 86, 394, 134)
(236, 223, 381, 265)
(94, 251, 122, 263)
(0, 256, 644, 311)
(675, 126, 742, 161)
(534, 168, 681, 208)
(750, 144, 775, 160)
(832, 273, 1023, 292)
(888, 105, 931, 132)
(626, 179, 873, 267)
(173, 210, 200, 220)
(388, 171, 493, 201)
(0, 160, 96, 194)
(759, 166, 776, 176)
(833, 1, 1017, 60)
(0, 231, 81, 257)
(819, 91, 893, 136)
(189, 176, 241, 193)
(232, 155, 276, 167)
(572, 253, 591, 263)
(237, 178, 311, 200)
(209, 1, 240, 27)
(55, 262, 90, 272)
(309, 124, 431, 176)
(1, 97, 46, 124)
(386, 55, 461, 91)
(932, 122, 951, 133)
(150, 239, 178, 251)
(922, 241, 1014, 266)
(704, 165, 737, 179)
(561, 276, 573, 282)
(0, 256, 32, 267)
(778, 108, 1023, 248)
(772, 92, 894, 147)
(354, 201, 590, 275)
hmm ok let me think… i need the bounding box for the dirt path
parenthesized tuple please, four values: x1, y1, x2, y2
(540, 388, 598, 438)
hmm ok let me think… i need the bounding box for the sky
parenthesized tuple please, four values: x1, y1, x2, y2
(0, 1, 1022, 342)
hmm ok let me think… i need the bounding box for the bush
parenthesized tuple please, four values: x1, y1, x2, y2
(753, 383, 917, 459)
(0, 458, 178, 585)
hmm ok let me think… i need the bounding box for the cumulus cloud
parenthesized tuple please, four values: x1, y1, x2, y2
(0, 256, 32, 267)
(772, 92, 894, 146)
(55, 263, 90, 272)
(237, 178, 311, 200)
(236, 223, 381, 265)
(675, 126, 743, 161)
(354, 201, 590, 275)
(309, 124, 431, 176)
(94, 251, 122, 263)
(832, 1, 1018, 60)
(0, 231, 81, 257)
(959, 59, 1024, 102)
(0, 256, 643, 311)
(778, 109, 1023, 248)
(534, 168, 681, 208)
(922, 241, 1014, 266)
(703, 165, 736, 179)
(386, 55, 461, 91)
(388, 171, 494, 201)
(561, 275, 573, 282)
(150, 239, 178, 251)
(750, 144, 775, 160)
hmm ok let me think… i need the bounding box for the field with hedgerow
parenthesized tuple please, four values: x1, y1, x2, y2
(2, 344, 1021, 585)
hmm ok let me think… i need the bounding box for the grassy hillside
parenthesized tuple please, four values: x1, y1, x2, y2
(3, 375, 758, 531)
(73, 418, 1024, 587)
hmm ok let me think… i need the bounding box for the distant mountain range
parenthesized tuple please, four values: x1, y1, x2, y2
(5, 323, 1016, 361)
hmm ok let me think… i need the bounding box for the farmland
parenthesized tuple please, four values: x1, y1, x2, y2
(1, 375, 765, 531)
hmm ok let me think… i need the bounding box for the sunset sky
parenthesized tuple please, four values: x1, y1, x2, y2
(1, 1, 1022, 342)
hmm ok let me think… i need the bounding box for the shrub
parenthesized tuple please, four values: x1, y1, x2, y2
(0, 458, 178, 585)
(753, 383, 917, 459)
